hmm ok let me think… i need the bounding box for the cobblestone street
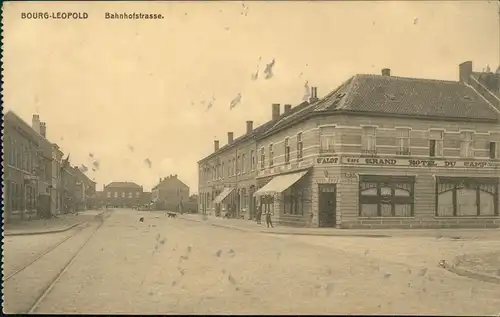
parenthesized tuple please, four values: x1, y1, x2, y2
(3, 209, 498, 315)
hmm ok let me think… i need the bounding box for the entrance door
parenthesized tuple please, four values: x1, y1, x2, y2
(249, 186, 256, 220)
(318, 184, 337, 227)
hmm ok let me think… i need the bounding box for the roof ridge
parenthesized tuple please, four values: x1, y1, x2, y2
(356, 73, 460, 85)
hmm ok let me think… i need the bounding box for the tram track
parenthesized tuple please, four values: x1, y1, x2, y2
(2, 211, 111, 314)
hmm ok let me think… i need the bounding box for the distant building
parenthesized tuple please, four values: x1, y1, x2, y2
(103, 182, 143, 208)
(151, 174, 189, 210)
(51, 144, 64, 215)
(71, 166, 96, 210)
(141, 191, 152, 205)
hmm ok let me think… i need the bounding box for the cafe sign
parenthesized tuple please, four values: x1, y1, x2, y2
(316, 156, 497, 169)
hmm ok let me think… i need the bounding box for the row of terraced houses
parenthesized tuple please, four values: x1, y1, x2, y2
(3, 112, 97, 223)
(198, 61, 500, 229)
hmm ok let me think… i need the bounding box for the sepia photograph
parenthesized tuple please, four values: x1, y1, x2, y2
(2, 0, 500, 315)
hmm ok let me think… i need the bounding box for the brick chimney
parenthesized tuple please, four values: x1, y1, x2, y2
(40, 122, 47, 138)
(272, 104, 280, 120)
(32, 114, 41, 134)
(214, 140, 219, 151)
(284, 104, 292, 114)
(309, 87, 319, 104)
(246, 121, 253, 134)
(459, 61, 473, 84)
(228, 132, 234, 144)
(381, 68, 391, 76)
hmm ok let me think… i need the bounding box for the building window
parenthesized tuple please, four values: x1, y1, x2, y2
(269, 144, 274, 167)
(429, 130, 444, 157)
(121, 192, 126, 198)
(397, 128, 411, 155)
(136, 192, 140, 198)
(260, 195, 274, 216)
(297, 133, 303, 161)
(237, 155, 241, 174)
(362, 127, 377, 153)
(358, 175, 415, 217)
(284, 138, 290, 164)
(460, 131, 474, 158)
(242, 154, 246, 173)
(260, 147, 265, 169)
(319, 127, 336, 154)
(283, 187, 304, 215)
(233, 158, 236, 176)
(489, 142, 497, 159)
(107, 192, 111, 198)
(250, 150, 255, 171)
(114, 192, 118, 198)
(128, 192, 133, 198)
(436, 177, 498, 217)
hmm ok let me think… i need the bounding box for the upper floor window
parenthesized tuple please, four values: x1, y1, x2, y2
(128, 192, 133, 198)
(397, 128, 411, 156)
(284, 138, 290, 164)
(221, 162, 225, 178)
(260, 147, 265, 169)
(297, 133, 303, 161)
(250, 150, 255, 171)
(490, 142, 497, 159)
(107, 191, 111, 198)
(136, 192, 140, 198)
(362, 127, 377, 152)
(429, 130, 444, 157)
(122, 192, 126, 198)
(233, 158, 236, 176)
(242, 154, 246, 173)
(237, 155, 241, 174)
(460, 131, 474, 158)
(319, 127, 336, 154)
(269, 144, 274, 167)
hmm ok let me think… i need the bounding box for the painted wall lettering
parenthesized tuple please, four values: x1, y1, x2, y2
(365, 158, 397, 165)
(317, 157, 339, 164)
(408, 159, 437, 167)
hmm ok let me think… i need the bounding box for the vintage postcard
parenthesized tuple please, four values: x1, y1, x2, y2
(2, 0, 500, 315)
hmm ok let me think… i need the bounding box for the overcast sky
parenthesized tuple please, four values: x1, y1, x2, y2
(3, 1, 499, 193)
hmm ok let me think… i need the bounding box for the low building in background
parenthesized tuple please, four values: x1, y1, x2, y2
(151, 174, 189, 211)
(103, 182, 143, 208)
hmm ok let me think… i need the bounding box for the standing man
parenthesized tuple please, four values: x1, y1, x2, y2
(256, 203, 262, 224)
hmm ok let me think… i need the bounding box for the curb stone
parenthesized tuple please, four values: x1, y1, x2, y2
(4, 210, 106, 237)
(181, 216, 392, 237)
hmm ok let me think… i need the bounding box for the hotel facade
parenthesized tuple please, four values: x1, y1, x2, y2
(198, 62, 500, 229)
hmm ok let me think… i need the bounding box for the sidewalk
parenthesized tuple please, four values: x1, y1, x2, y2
(449, 251, 500, 284)
(4, 210, 105, 236)
(180, 213, 500, 239)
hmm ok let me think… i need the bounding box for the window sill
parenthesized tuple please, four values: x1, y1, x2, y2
(434, 216, 499, 219)
(358, 216, 416, 219)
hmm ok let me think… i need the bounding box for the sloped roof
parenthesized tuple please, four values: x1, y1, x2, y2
(261, 74, 499, 138)
(198, 101, 310, 163)
(471, 72, 500, 100)
(105, 181, 141, 189)
(152, 176, 189, 190)
(4, 111, 54, 158)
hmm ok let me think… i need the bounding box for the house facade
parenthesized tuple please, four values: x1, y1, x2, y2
(198, 99, 314, 219)
(103, 182, 143, 208)
(3, 111, 40, 222)
(151, 175, 189, 210)
(253, 64, 500, 229)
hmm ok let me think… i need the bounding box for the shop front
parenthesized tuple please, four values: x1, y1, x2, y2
(313, 155, 500, 229)
(212, 187, 236, 218)
(254, 169, 311, 227)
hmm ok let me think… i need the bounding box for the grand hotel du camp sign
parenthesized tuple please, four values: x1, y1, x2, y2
(315, 156, 500, 169)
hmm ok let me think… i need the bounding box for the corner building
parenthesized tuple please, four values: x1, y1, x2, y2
(253, 63, 500, 229)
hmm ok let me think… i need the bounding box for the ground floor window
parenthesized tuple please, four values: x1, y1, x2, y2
(284, 187, 305, 216)
(436, 177, 498, 217)
(359, 175, 415, 217)
(260, 195, 274, 215)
